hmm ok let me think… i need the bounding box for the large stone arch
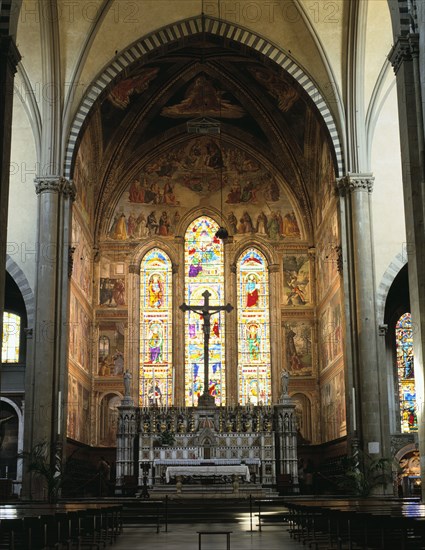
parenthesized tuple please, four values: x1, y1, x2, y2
(376, 250, 407, 324)
(5, 254, 35, 328)
(64, 15, 344, 179)
(0, 0, 22, 37)
(0, 397, 24, 483)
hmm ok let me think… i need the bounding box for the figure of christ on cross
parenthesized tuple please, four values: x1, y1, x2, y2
(180, 290, 233, 407)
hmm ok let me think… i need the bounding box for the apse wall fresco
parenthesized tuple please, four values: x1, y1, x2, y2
(99, 257, 126, 307)
(69, 293, 92, 373)
(318, 289, 343, 372)
(282, 254, 311, 307)
(71, 212, 92, 301)
(316, 194, 345, 442)
(314, 139, 336, 230)
(67, 374, 90, 444)
(316, 210, 339, 304)
(73, 124, 99, 225)
(284, 321, 313, 377)
(320, 370, 346, 441)
(106, 137, 302, 242)
(97, 322, 125, 377)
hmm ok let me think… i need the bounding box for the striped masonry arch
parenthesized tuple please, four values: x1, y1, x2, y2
(376, 251, 407, 323)
(5, 254, 35, 328)
(0, 1, 13, 36)
(64, 16, 344, 178)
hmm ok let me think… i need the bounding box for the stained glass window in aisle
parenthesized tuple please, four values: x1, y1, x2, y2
(396, 313, 417, 433)
(184, 217, 225, 406)
(2, 312, 20, 363)
(140, 248, 173, 407)
(237, 248, 271, 405)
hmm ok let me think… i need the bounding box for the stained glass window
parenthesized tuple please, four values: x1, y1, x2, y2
(237, 249, 271, 405)
(140, 248, 173, 406)
(396, 312, 417, 432)
(2, 312, 20, 363)
(184, 217, 225, 406)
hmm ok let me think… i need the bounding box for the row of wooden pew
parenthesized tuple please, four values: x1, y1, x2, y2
(0, 503, 122, 549)
(283, 498, 425, 550)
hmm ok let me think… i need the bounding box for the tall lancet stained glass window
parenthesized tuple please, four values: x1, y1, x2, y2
(237, 249, 271, 405)
(2, 312, 20, 363)
(140, 248, 173, 407)
(396, 312, 417, 432)
(184, 217, 225, 406)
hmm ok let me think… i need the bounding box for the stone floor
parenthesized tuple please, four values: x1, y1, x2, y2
(113, 521, 301, 549)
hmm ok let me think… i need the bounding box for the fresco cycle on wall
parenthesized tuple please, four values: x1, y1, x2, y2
(106, 137, 302, 242)
(282, 254, 311, 306)
(284, 321, 313, 377)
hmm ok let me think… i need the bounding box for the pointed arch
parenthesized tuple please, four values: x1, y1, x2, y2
(5, 254, 34, 328)
(64, 16, 344, 179)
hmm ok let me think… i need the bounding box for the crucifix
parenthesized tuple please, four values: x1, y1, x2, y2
(180, 290, 233, 406)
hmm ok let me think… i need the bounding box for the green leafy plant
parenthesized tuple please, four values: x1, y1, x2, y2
(19, 442, 78, 502)
(339, 451, 392, 496)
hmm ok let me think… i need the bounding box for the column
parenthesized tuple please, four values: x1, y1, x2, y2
(22, 177, 75, 500)
(389, 30, 425, 499)
(0, 37, 20, 363)
(337, 174, 390, 460)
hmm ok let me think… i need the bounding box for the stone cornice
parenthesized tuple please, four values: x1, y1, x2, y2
(388, 33, 419, 74)
(0, 36, 21, 74)
(268, 263, 280, 274)
(336, 173, 374, 195)
(34, 177, 76, 200)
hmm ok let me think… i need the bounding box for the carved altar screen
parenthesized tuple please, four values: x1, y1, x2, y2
(184, 217, 226, 406)
(237, 248, 271, 405)
(396, 312, 417, 432)
(140, 248, 173, 406)
(2, 312, 20, 363)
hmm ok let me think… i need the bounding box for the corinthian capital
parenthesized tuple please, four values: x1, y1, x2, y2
(388, 34, 419, 74)
(336, 173, 374, 196)
(34, 177, 76, 200)
(0, 37, 21, 73)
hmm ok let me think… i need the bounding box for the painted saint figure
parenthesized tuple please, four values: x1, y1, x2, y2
(246, 274, 259, 307)
(149, 327, 163, 363)
(148, 382, 162, 406)
(247, 324, 260, 361)
(148, 274, 163, 308)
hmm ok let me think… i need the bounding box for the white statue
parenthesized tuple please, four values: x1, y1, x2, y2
(281, 369, 289, 396)
(123, 370, 132, 397)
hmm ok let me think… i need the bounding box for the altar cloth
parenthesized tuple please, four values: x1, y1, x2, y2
(165, 465, 250, 483)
